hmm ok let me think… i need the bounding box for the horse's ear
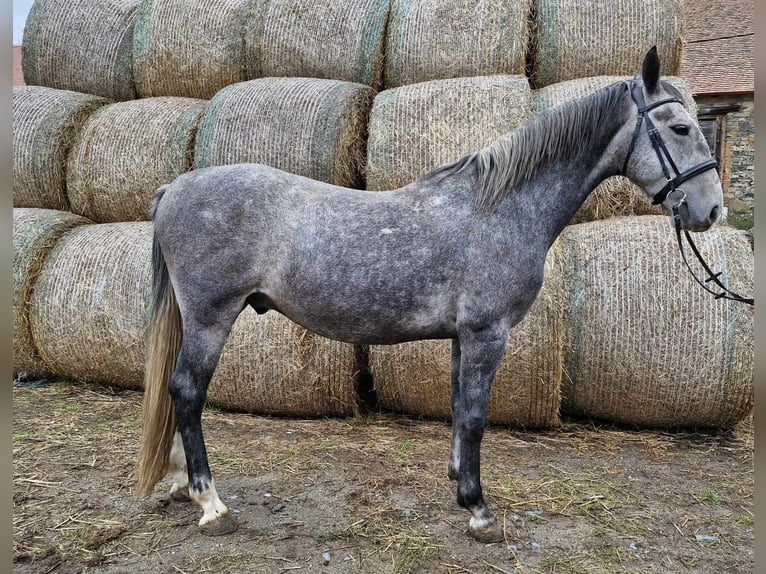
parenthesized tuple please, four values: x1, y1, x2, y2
(642, 46, 660, 93)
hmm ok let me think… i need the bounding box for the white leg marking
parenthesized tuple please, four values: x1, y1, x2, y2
(190, 480, 229, 526)
(449, 434, 461, 474)
(168, 432, 188, 494)
(469, 515, 496, 531)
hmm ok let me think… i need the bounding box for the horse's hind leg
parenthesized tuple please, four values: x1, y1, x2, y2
(168, 432, 190, 501)
(170, 305, 240, 535)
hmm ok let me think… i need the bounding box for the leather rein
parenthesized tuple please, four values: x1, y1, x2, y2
(623, 77, 753, 306)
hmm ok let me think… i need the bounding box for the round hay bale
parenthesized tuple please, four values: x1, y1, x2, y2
(13, 208, 92, 375)
(559, 216, 754, 428)
(244, 0, 390, 89)
(532, 75, 696, 224)
(532, 0, 684, 88)
(22, 0, 138, 100)
(366, 75, 532, 190)
(29, 222, 153, 388)
(208, 308, 359, 417)
(368, 242, 565, 428)
(384, 0, 532, 89)
(133, 0, 249, 99)
(13, 86, 109, 211)
(194, 78, 375, 188)
(67, 97, 207, 222)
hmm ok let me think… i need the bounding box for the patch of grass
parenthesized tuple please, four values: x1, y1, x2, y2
(726, 211, 753, 231)
(736, 513, 754, 527)
(701, 489, 723, 504)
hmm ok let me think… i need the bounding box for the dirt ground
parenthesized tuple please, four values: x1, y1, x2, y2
(13, 379, 753, 574)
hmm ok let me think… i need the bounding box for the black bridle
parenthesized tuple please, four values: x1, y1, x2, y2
(623, 76, 753, 306)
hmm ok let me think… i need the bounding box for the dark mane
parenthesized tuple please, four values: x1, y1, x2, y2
(427, 80, 631, 211)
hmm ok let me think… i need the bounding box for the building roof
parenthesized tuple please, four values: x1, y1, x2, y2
(13, 45, 24, 85)
(681, 0, 754, 95)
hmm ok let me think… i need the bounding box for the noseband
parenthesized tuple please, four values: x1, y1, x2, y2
(622, 76, 753, 306)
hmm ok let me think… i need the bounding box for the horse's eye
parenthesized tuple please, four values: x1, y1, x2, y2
(671, 124, 690, 136)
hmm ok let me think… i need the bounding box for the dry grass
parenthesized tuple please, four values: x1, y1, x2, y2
(14, 379, 753, 573)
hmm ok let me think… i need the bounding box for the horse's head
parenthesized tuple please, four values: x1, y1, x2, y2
(622, 47, 723, 232)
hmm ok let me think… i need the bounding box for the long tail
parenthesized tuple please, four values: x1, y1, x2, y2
(136, 187, 182, 498)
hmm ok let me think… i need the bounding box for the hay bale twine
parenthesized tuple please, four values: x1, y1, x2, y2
(244, 0, 390, 89)
(67, 97, 207, 222)
(133, 0, 249, 99)
(13, 208, 92, 375)
(29, 222, 152, 388)
(13, 86, 109, 211)
(22, 0, 138, 100)
(368, 242, 565, 428)
(208, 309, 358, 417)
(384, 0, 532, 89)
(532, 0, 684, 88)
(560, 216, 753, 428)
(532, 76, 696, 224)
(195, 78, 375, 188)
(366, 75, 532, 190)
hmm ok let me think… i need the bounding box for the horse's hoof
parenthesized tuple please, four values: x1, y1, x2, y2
(469, 520, 504, 543)
(199, 512, 238, 536)
(170, 486, 190, 502)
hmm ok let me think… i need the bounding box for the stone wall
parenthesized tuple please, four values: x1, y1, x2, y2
(697, 94, 754, 229)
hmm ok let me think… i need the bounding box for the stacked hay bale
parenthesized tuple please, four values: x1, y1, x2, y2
(66, 97, 207, 222)
(26, 221, 359, 415)
(22, 0, 139, 100)
(368, 243, 566, 427)
(532, 0, 684, 87)
(532, 75, 696, 224)
(244, 0, 391, 89)
(133, 0, 249, 99)
(13, 86, 110, 211)
(195, 78, 375, 188)
(558, 216, 753, 428)
(384, 0, 532, 88)
(13, 208, 92, 375)
(209, 308, 359, 417)
(366, 75, 532, 190)
(29, 222, 154, 387)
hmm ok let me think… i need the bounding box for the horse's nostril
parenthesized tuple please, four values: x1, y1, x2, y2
(710, 205, 720, 222)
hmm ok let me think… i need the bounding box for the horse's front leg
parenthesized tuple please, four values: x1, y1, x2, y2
(448, 338, 461, 481)
(456, 323, 508, 543)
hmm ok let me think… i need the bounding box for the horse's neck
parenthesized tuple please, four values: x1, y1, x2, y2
(503, 132, 623, 244)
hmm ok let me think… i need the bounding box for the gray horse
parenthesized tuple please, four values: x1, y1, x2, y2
(137, 48, 722, 542)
